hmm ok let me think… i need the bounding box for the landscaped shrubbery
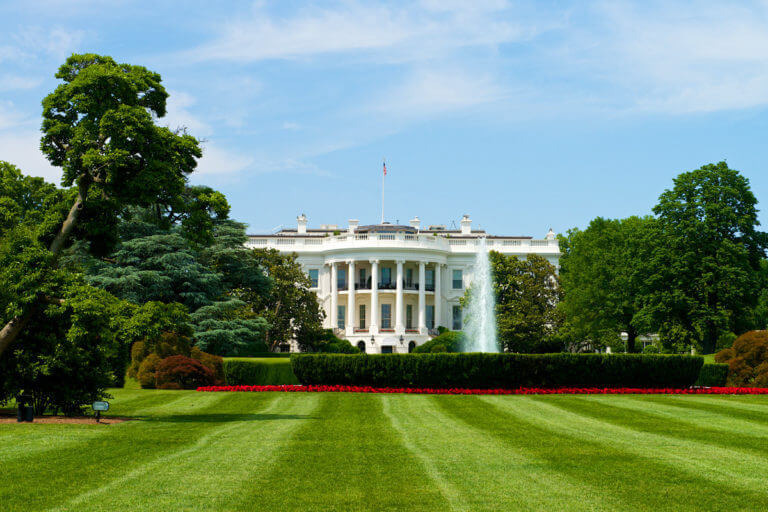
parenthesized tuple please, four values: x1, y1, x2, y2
(223, 358, 299, 385)
(155, 355, 218, 389)
(290, 353, 703, 389)
(695, 363, 729, 387)
(715, 330, 768, 386)
(412, 331, 465, 353)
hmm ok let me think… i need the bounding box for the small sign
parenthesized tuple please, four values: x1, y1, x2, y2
(92, 401, 109, 412)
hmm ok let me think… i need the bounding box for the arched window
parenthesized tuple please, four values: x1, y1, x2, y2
(357, 340, 366, 353)
(408, 341, 416, 353)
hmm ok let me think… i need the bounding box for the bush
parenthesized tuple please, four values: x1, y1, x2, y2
(290, 353, 704, 389)
(137, 354, 162, 389)
(413, 331, 465, 353)
(154, 355, 218, 389)
(191, 346, 224, 382)
(223, 358, 300, 385)
(715, 330, 768, 386)
(128, 331, 192, 382)
(642, 344, 660, 354)
(695, 363, 729, 387)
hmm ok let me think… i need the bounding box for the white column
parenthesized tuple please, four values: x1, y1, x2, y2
(395, 260, 404, 333)
(434, 263, 442, 330)
(418, 261, 426, 334)
(346, 260, 355, 336)
(330, 262, 338, 329)
(370, 259, 379, 334)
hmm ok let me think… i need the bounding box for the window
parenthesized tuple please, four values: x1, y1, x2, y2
(408, 341, 416, 353)
(452, 269, 463, 289)
(425, 269, 434, 290)
(452, 305, 462, 330)
(357, 340, 366, 353)
(337, 269, 347, 289)
(381, 267, 392, 285)
(406, 268, 413, 287)
(406, 305, 413, 329)
(426, 305, 435, 329)
(381, 304, 392, 329)
(359, 304, 366, 329)
(337, 305, 346, 329)
(358, 268, 366, 288)
(381, 346, 393, 354)
(308, 269, 319, 288)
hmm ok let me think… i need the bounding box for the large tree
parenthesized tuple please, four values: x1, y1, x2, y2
(558, 216, 656, 352)
(637, 162, 768, 353)
(0, 54, 201, 358)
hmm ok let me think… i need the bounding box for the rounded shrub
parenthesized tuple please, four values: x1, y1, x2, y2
(137, 353, 162, 389)
(155, 355, 217, 390)
(191, 346, 224, 382)
(715, 330, 768, 387)
(413, 331, 465, 353)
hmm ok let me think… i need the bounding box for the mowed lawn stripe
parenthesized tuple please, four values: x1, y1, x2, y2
(50, 392, 320, 512)
(234, 393, 450, 512)
(485, 396, 768, 506)
(381, 394, 624, 511)
(658, 396, 768, 423)
(442, 396, 765, 511)
(567, 396, 768, 451)
(0, 392, 242, 511)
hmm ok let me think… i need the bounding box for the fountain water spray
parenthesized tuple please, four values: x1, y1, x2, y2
(464, 237, 498, 352)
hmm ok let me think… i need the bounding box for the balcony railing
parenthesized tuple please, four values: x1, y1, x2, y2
(246, 233, 559, 253)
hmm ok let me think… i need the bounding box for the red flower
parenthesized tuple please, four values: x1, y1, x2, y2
(196, 385, 768, 395)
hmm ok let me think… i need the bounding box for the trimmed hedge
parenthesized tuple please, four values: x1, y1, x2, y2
(224, 358, 299, 385)
(695, 363, 729, 387)
(290, 353, 704, 389)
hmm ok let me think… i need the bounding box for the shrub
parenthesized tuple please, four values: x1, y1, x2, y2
(154, 355, 217, 389)
(643, 344, 660, 354)
(137, 354, 162, 389)
(191, 346, 224, 382)
(128, 331, 192, 381)
(715, 330, 768, 386)
(290, 353, 703, 389)
(413, 331, 465, 353)
(695, 363, 729, 387)
(223, 358, 300, 385)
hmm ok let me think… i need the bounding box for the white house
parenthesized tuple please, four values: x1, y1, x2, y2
(247, 214, 560, 353)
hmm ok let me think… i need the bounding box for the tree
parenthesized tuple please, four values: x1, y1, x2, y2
(558, 216, 656, 352)
(248, 249, 325, 351)
(0, 53, 201, 358)
(638, 162, 768, 353)
(467, 252, 563, 353)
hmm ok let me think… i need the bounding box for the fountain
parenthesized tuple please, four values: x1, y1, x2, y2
(464, 237, 499, 352)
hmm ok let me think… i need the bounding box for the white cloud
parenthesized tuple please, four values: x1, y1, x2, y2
(0, 131, 61, 184)
(161, 91, 213, 136)
(0, 75, 44, 91)
(195, 142, 254, 177)
(187, 1, 537, 63)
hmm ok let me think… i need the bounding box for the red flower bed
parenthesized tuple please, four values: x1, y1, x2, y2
(196, 384, 768, 395)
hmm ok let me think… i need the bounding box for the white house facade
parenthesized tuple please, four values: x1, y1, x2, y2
(247, 215, 560, 353)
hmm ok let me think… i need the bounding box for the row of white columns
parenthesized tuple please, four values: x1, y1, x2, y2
(328, 259, 442, 337)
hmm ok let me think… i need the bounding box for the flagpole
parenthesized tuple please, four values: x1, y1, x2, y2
(381, 158, 385, 224)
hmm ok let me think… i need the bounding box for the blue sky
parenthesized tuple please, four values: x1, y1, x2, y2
(1, 0, 767, 236)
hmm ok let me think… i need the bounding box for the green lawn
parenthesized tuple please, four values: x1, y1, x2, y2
(2, 390, 768, 511)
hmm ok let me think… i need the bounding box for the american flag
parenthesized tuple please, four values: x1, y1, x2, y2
(383, 160, 387, 176)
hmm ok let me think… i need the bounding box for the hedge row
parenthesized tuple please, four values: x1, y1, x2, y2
(695, 363, 729, 387)
(290, 353, 704, 389)
(223, 358, 299, 385)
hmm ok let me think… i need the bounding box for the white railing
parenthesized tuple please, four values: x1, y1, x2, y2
(245, 234, 558, 252)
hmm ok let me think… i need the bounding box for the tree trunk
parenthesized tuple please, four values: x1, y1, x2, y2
(0, 184, 87, 359)
(626, 327, 638, 353)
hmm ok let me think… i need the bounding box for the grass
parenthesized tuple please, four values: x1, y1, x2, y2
(1, 390, 768, 511)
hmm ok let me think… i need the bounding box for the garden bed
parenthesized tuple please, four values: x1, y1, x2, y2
(197, 384, 768, 395)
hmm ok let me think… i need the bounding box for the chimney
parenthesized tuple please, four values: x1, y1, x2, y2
(297, 213, 308, 234)
(460, 214, 472, 235)
(409, 216, 420, 230)
(545, 228, 555, 240)
(348, 219, 359, 233)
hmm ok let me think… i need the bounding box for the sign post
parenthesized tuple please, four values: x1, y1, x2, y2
(92, 401, 109, 423)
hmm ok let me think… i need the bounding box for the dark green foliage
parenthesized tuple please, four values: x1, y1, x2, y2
(715, 330, 768, 386)
(695, 363, 729, 387)
(191, 346, 225, 382)
(291, 353, 703, 389)
(223, 358, 300, 385)
(154, 355, 217, 389)
(639, 162, 768, 353)
(413, 331, 466, 353)
(189, 299, 268, 356)
(297, 328, 360, 353)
